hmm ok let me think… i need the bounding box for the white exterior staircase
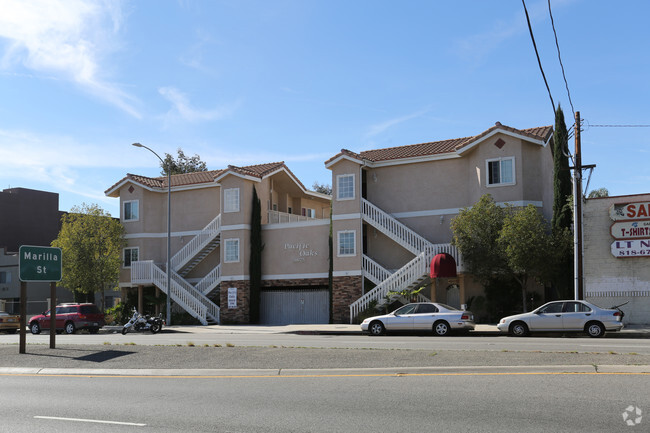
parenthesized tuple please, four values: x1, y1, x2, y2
(131, 214, 223, 324)
(350, 199, 461, 322)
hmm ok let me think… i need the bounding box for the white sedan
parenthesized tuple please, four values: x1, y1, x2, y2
(497, 300, 624, 338)
(361, 302, 475, 336)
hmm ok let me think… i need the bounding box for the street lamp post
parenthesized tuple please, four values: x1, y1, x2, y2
(132, 143, 172, 326)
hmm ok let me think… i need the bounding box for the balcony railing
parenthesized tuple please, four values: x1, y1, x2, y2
(267, 210, 322, 224)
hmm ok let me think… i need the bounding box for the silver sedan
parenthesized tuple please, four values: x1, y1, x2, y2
(497, 300, 624, 338)
(361, 302, 475, 336)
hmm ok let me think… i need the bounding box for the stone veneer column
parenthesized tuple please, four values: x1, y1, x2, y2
(332, 275, 363, 323)
(219, 280, 250, 324)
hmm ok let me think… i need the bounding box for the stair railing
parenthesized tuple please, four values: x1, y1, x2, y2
(171, 214, 221, 271)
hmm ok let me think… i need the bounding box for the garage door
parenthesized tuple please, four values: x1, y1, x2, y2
(260, 289, 329, 325)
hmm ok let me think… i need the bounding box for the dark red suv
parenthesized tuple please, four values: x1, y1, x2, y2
(29, 303, 105, 334)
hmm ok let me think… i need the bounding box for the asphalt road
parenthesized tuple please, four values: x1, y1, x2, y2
(2, 370, 648, 432)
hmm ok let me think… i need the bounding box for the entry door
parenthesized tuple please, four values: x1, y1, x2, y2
(446, 285, 460, 309)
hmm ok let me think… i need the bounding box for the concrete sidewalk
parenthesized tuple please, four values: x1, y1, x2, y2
(121, 323, 650, 337)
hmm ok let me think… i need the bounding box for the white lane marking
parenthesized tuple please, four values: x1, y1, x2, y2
(34, 416, 146, 426)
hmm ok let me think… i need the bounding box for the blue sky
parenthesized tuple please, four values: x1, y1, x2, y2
(1, 0, 648, 217)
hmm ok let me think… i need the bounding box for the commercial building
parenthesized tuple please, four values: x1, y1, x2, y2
(0, 188, 72, 314)
(584, 193, 650, 324)
(107, 122, 554, 324)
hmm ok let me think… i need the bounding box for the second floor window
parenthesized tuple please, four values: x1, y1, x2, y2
(224, 188, 240, 212)
(338, 231, 356, 257)
(123, 247, 139, 268)
(123, 200, 139, 221)
(486, 157, 515, 186)
(224, 238, 240, 263)
(337, 174, 355, 200)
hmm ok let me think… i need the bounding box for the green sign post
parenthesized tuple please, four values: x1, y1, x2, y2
(19, 245, 62, 282)
(18, 245, 62, 353)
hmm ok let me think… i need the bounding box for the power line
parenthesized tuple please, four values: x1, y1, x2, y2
(588, 124, 650, 128)
(548, 0, 575, 115)
(522, 0, 555, 113)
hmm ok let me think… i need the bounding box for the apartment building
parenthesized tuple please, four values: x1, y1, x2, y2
(105, 162, 331, 325)
(107, 122, 554, 325)
(327, 122, 554, 322)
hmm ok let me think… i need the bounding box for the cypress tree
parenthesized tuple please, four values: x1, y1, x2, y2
(249, 186, 262, 323)
(550, 105, 574, 299)
(552, 105, 572, 232)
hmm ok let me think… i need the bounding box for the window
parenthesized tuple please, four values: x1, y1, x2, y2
(486, 157, 515, 186)
(0, 271, 10, 284)
(123, 247, 139, 268)
(416, 304, 438, 314)
(302, 208, 316, 218)
(224, 238, 240, 263)
(224, 188, 240, 213)
(123, 200, 139, 221)
(538, 302, 562, 314)
(563, 302, 592, 313)
(337, 231, 356, 257)
(336, 174, 355, 200)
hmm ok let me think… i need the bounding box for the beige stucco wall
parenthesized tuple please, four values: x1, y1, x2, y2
(261, 222, 330, 277)
(584, 193, 650, 325)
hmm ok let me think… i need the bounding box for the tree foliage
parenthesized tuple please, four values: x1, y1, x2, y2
(587, 187, 609, 198)
(498, 205, 551, 312)
(51, 204, 125, 306)
(249, 186, 262, 324)
(312, 181, 332, 195)
(450, 194, 508, 283)
(451, 195, 571, 312)
(550, 106, 575, 299)
(160, 148, 208, 176)
(552, 105, 573, 232)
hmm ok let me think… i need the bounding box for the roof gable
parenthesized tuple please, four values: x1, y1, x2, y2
(325, 123, 553, 168)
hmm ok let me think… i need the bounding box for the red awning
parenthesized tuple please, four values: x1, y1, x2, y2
(430, 253, 457, 278)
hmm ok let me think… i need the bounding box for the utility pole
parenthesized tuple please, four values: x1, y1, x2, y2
(573, 111, 584, 300)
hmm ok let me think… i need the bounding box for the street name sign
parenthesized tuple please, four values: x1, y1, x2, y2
(19, 245, 62, 282)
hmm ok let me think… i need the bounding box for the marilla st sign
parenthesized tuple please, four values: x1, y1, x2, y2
(19, 245, 62, 282)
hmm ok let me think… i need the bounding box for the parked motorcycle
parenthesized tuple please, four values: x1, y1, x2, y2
(122, 308, 163, 335)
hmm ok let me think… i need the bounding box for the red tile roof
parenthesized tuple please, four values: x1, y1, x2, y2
(105, 162, 314, 195)
(325, 123, 553, 165)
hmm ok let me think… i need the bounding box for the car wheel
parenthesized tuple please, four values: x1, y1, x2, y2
(89, 328, 99, 334)
(64, 322, 76, 334)
(509, 322, 529, 337)
(433, 321, 450, 336)
(586, 322, 605, 338)
(368, 321, 385, 336)
(150, 323, 161, 334)
(30, 322, 41, 335)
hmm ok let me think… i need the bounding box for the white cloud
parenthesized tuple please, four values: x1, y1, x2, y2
(0, 0, 140, 118)
(365, 108, 430, 139)
(159, 86, 241, 123)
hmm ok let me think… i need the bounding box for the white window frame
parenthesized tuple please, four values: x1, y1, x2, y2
(336, 174, 355, 201)
(486, 157, 516, 187)
(123, 247, 139, 269)
(224, 188, 240, 213)
(224, 238, 240, 263)
(123, 200, 139, 222)
(337, 230, 356, 257)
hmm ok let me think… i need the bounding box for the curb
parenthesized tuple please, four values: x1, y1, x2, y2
(2, 364, 648, 377)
